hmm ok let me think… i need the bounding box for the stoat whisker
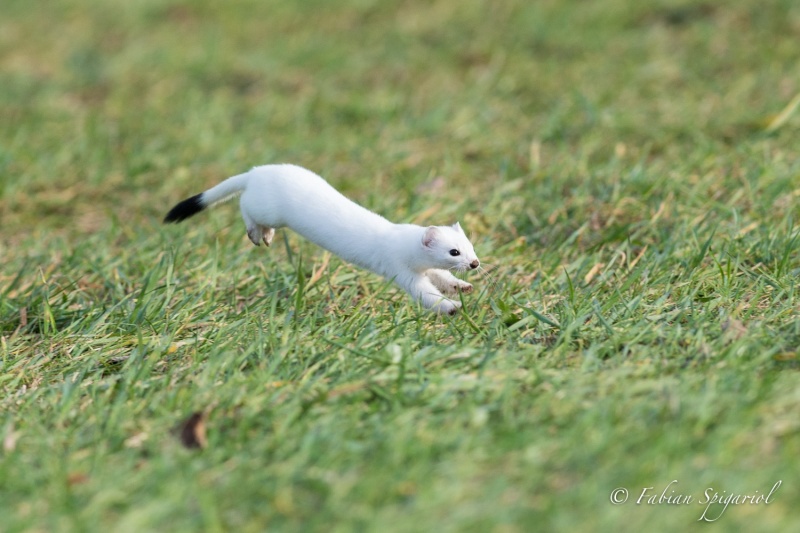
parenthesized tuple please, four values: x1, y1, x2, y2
(476, 264, 501, 297)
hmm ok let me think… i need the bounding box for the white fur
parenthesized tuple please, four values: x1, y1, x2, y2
(195, 164, 479, 314)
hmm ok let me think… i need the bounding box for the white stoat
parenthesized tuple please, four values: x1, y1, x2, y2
(164, 164, 479, 315)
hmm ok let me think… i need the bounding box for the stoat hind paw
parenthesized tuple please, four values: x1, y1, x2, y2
(247, 227, 262, 246)
(247, 227, 276, 247)
(262, 228, 275, 246)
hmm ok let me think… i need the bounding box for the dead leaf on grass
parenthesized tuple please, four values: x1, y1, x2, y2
(175, 412, 207, 449)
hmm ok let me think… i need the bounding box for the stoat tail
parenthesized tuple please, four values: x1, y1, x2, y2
(163, 172, 249, 223)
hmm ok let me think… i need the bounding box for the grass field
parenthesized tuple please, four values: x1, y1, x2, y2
(2, 0, 799, 531)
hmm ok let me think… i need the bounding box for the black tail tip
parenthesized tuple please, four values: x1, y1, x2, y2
(164, 194, 205, 223)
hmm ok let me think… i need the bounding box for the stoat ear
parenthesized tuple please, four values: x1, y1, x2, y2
(422, 226, 440, 248)
(452, 222, 464, 234)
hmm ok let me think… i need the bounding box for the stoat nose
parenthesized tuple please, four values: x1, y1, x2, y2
(470, 259, 480, 269)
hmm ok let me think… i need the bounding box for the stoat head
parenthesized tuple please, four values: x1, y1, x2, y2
(421, 222, 480, 272)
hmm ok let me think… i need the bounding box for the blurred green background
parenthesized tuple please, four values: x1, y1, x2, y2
(1, 1, 799, 531)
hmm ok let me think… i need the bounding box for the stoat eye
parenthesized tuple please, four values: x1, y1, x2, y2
(449, 249, 460, 257)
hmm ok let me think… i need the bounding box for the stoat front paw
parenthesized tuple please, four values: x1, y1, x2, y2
(434, 300, 461, 316)
(453, 280, 473, 294)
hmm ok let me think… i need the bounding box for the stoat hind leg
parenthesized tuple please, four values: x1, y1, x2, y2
(246, 225, 275, 246)
(242, 210, 275, 247)
(426, 269, 473, 296)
